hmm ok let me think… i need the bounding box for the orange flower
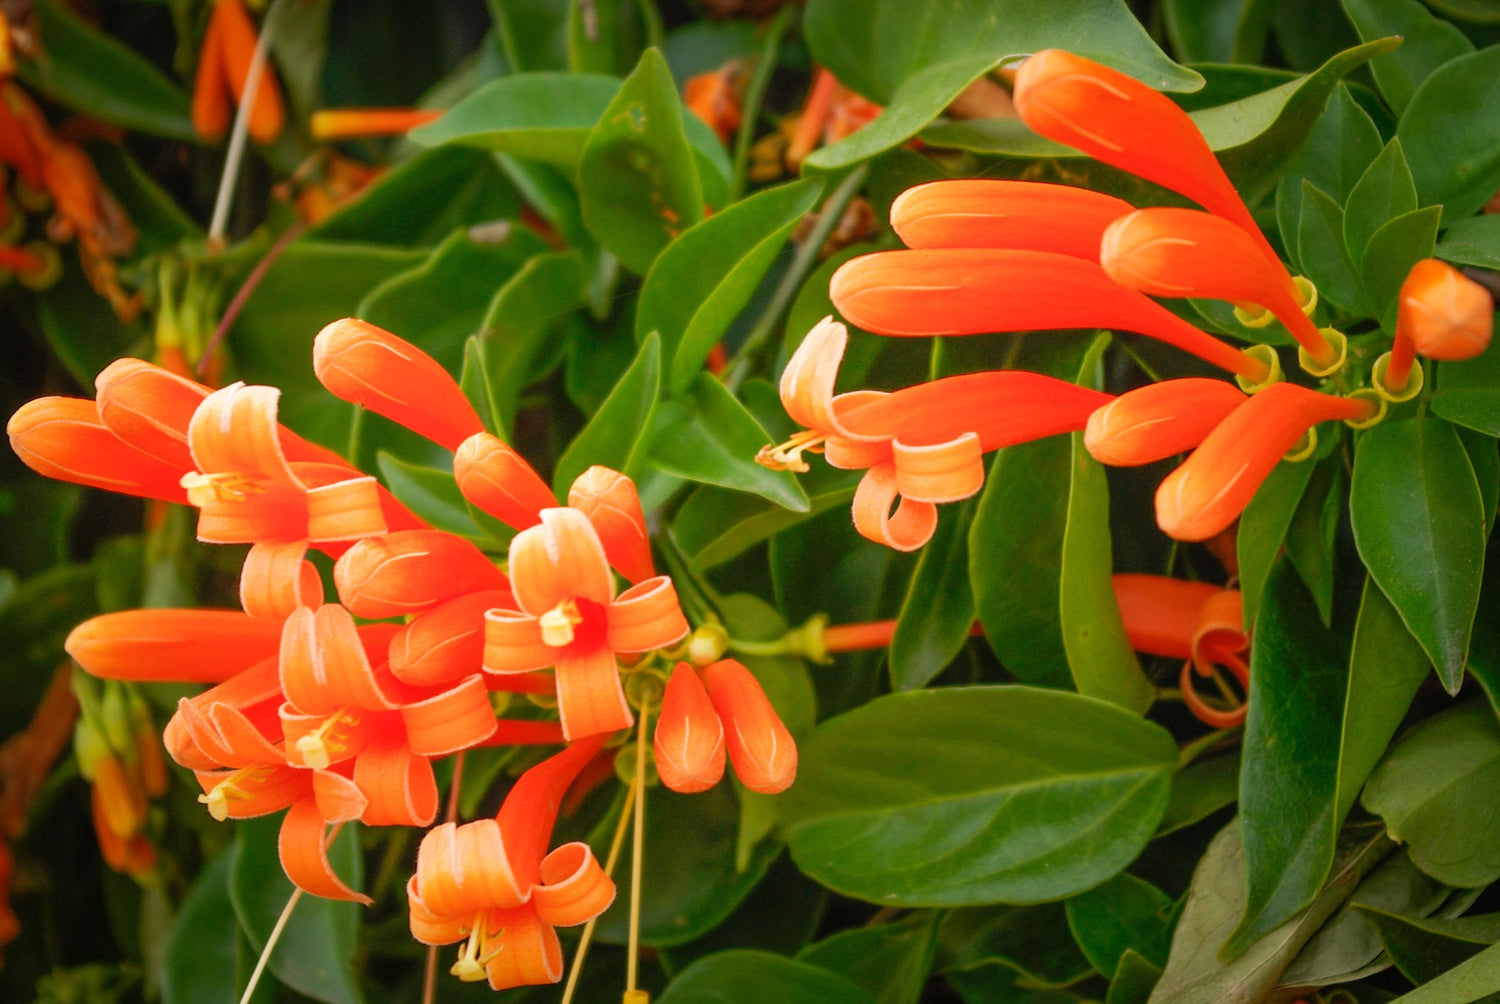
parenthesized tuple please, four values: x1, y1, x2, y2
(700, 659, 796, 793)
(1155, 383, 1377, 541)
(334, 529, 510, 619)
(8, 396, 194, 503)
(1379, 258, 1495, 396)
(193, 0, 284, 143)
(1114, 574, 1248, 727)
(759, 317, 1114, 550)
(1084, 378, 1247, 466)
(407, 736, 615, 991)
(1100, 208, 1335, 369)
(566, 465, 656, 585)
(889, 180, 1134, 260)
(483, 507, 689, 740)
(787, 67, 881, 168)
(829, 249, 1271, 383)
(654, 664, 726, 793)
(684, 64, 742, 145)
(309, 108, 443, 142)
(453, 431, 558, 530)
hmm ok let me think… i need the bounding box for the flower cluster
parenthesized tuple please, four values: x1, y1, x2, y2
(762, 49, 1494, 551)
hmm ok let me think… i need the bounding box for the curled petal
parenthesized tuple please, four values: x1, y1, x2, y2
(414, 819, 526, 917)
(279, 605, 401, 715)
(1113, 574, 1222, 660)
(890, 179, 1135, 259)
(1012, 49, 1275, 264)
(453, 432, 556, 530)
(482, 906, 563, 991)
(164, 655, 283, 768)
(355, 737, 438, 827)
(311, 766, 372, 823)
(313, 318, 484, 450)
(831, 249, 1267, 381)
(1085, 378, 1246, 467)
(654, 664, 726, 794)
(190, 480, 308, 545)
(304, 475, 388, 542)
(495, 735, 609, 884)
(606, 577, 689, 653)
(401, 676, 498, 757)
(8, 397, 190, 503)
(508, 508, 614, 617)
(241, 540, 323, 619)
(205, 703, 286, 766)
(851, 463, 938, 552)
(1192, 589, 1249, 679)
(568, 466, 655, 583)
(1399, 258, 1494, 361)
(482, 609, 556, 674)
(188, 383, 301, 487)
(279, 798, 371, 904)
(334, 530, 507, 618)
(68, 609, 284, 683)
(554, 647, 631, 742)
(93, 357, 207, 469)
(533, 843, 615, 927)
(700, 658, 797, 794)
(390, 589, 514, 687)
(780, 317, 852, 436)
(1156, 383, 1375, 541)
(1179, 656, 1248, 729)
(891, 434, 984, 502)
(406, 874, 470, 945)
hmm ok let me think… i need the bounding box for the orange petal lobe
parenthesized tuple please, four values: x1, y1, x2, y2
(93, 357, 208, 469)
(654, 664, 726, 793)
(68, 609, 284, 682)
(414, 819, 526, 917)
(553, 647, 631, 742)
(483, 906, 564, 990)
(240, 540, 323, 618)
(532, 842, 616, 927)
(401, 676, 498, 757)
(355, 736, 438, 827)
(890, 179, 1135, 258)
(279, 605, 401, 715)
(700, 658, 796, 794)
(851, 463, 938, 551)
(606, 577, 690, 653)
(452, 432, 556, 530)
(279, 799, 371, 903)
(1084, 378, 1246, 467)
(507, 509, 614, 617)
(334, 530, 507, 618)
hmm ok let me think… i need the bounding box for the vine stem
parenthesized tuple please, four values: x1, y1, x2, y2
(209, 0, 288, 246)
(627, 703, 650, 994)
(422, 751, 468, 1004)
(242, 817, 342, 1004)
(560, 783, 638, 1004)
(198, 220, 305, 380)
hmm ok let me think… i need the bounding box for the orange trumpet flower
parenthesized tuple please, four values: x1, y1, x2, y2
(1084, 378, 1247, 466)
(1013, 48, 1277, 268)
(310, 108, 443, 142)
(684, 64, 742, 145)
(1114, 574, 1249, 727)
(483, 506, 689, 740)
(1155, 383, 1377, 541)
(193, 0, 284, 143)
(829, 249, 1271, 383)
(407, 736, 615, 991)
(334, 529, 510, 619)
(453, 431, 558, 530)
(889, 180, 1134, 259)
(759, 317, 1114, 550)
(1380, 258, 1495, 396)
(654, 659, 797, 794)
(8, 396, 194, 504)
(566, 465, 656, 584)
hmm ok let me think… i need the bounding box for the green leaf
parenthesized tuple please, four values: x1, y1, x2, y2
(1236, 427, 1319, 633)
(1066, 873, 1175, 977)
(1351, 418, 1487, 692)
(672, 466, 859, 571)
(554, 332, 661, 492)
(1107, 950, 1163, 1004)
(937, 902, 1095, 989)
(1435, 213, 1500, 271)
(635, 178, 823, 394)
(1357, 906, 1500, 984)
(1284, 455, 1342, 626)
(1227, 560, 1355, 955)
(1397, 43, 1500, 221)
(1164, 0, 1243, 62)
(782, 686, 1177, 906)
(568, 0, 646, 75)
(1296, 182, 1366, 317)
(229, 816, 364, 1003)
(1344, 139, 1419, 263)
(1156, 752, 1240, 837)
(490, 0, 570, 72)
(375, 453, 490, 545)
(1363, 700, 1500, 888)
(1360, 205, 1441, 328)
(33, 264, 144, 388)
(889, 498, 977, 691)
(1432, 343, 1500, 436)
(1341, 0, 1474, 115)
(1391, 941, 1500, 1004)
(803, 0, 1199, 106)
(658, 950, 874, 1003)
(1276, 83, 1383, 268)
(578, 48, 704, 274)
(162, 855, 240, 1004)
(970, 436, 1072, 689)
(18, 0, 194, 139)
(410, 72, 621, 165)
(1462, 428, 1499, 538)
(796, 913, 941, 1004)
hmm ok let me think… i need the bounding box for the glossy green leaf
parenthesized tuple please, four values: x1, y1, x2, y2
(1228, 560, 1353, 955)
(1276, 82, 1382, 266)
(1107, 950, 1163, 1004)
(796, 912, 941, 1004)
(1164, 0, 1242, 62)
(162, 854, 240, 1004)
(1237, 428, 1320, 635)
(1356, 906, 1500, 984)
(1284, 455, 1341, 626)
(890, 497, 977, 691)
(672, 466, 859, 571)
(1391, 941, 1500, 1003)
(489, 0, 570, 71)
(803, 0, 1199, 106)
(1462, 429, 1499, 538)
(568, 0, 645, 75)
(658, 950, 874, 1003)
(635, 178, 822, 393)
(375, 453, 490, 545)
(1066, 873, 1175, 977)
(1341, 0, 1474, 115)
(33, 265, 144, 388)
(1432, 345, 1500, 437)
(970, 436, 1072, 689)
(1351, 419, 1486, 692)
(1344, 139, 1419, 263)
(1156, 752, 1240, 837)
(1435, 213, 1500, 271)
(579, 48, 704, 274)
(646, 372, 806, 508)
(409, 73, 621, 165)
(87, 143, 202, 254)
(937, 902, 1095, 989)
(1360, 205, 1441, 328)
(1363, 700, 1500, 888)
(228, 815, 363, 1003)
(1397, 44, 1500, 221)
(554, 332, 660, 492)
(18, 0, 193, 139)
(1151, 819, 1393, 1001)
(782, 686, 1177, 906)
(1296, 181, 1366, 317)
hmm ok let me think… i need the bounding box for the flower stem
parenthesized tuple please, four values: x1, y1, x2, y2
(1177, 727, 1238, 769)
(728, 4, 797, 204)
(627, 702, 650, 994)
(561, 784, 637, 1004)
(240, 886, 302, 1003)
(209, 0, 287, 247)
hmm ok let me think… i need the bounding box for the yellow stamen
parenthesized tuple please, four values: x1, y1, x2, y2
(540, 600, 583, 647)
(180, 471, 268, 506)
(196, 766, 270, 822)
(293, 709, 359, 770)
(450, 922, 504, 982)
(755, 429, 827, 473)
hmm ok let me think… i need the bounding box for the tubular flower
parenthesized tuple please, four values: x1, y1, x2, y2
(759, 317, 1114, 550)
(889, 180, 1135, 259)
(1114, 574, 1249, 727)
(483, 506, 689, 741)
(1085, 378, 1247, 466)
(1156, 383, 1378, 541)
(786, 67, 881, 169)
(1379, 258, 1495, 396)
(1100, 208, 1335, 368)
(453, 431, 558, 530)
(192, 0, 284, 143)
(313, 318, 484, 451)
(1012, 48, 1277, 268)
(7, 396, 194, 503)
(309, 108, 443, 141)
(684, 63, 743, 145)
(699, 659, 797, 793)
(654, 664, 726, 793)
(334, 529, 510, 619)
(407, 736, 615, 991)
(567, 465, 655, 584)
(830, 249, 1271, 383)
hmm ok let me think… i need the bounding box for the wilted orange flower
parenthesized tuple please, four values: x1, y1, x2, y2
(192, 0, 284, 143)
(408, 736, 614, 990)
(1114, 574, 1248, 727)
